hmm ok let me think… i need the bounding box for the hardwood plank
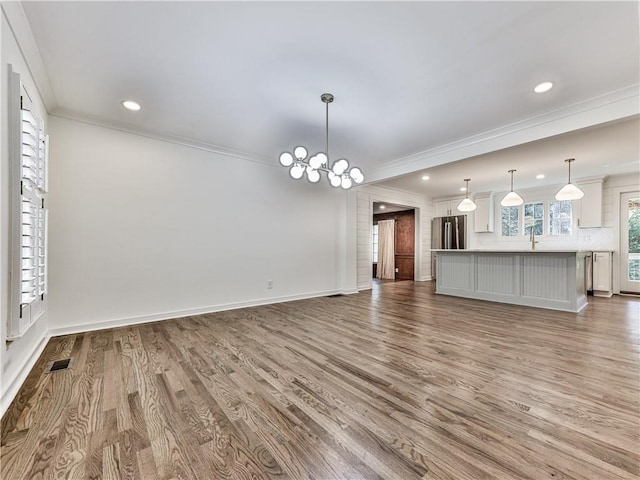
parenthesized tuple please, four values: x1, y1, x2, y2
(2, 281, 639, 479)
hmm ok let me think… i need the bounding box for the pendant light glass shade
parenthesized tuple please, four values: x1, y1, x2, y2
(500, 169, 524, 206)
(306, 166, 320, 183)
(555, 182, 584, 200)
(555, 158, 584, 200)
(289, 163, 305, 179)
(457, 179, 476, 212)
(457, 197, 477, 212)
(501, 191, 524, 206)
(279, 152, 293, 167)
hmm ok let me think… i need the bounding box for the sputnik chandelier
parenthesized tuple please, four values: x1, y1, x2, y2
(278, 93, 364, 189)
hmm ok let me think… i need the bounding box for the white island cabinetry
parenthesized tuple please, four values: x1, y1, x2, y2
(435, 250, 588, 313)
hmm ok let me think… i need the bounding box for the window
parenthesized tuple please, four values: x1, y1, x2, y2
(8, 67, 48, 340)
(501, 206, 519, 237)
(372, 224, 379, 263)
(524, 202, 544, 236)
(549, 200, 572, 236)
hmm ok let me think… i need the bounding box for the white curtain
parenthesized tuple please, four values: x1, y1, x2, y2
(376, 219, 395, 279)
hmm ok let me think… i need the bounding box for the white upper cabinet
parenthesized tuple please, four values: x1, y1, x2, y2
(474, 196, 494, 232)
(577, 181, 603, 228)
(434, 198, 464, 217)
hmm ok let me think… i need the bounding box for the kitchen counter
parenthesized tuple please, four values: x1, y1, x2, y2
(435, 250, 588, 313)
(431, 249, 590, 253)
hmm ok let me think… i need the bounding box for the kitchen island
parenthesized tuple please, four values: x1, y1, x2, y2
(434, 250, 589, 313)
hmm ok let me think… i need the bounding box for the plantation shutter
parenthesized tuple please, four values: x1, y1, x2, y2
(8, 65, 49, 340)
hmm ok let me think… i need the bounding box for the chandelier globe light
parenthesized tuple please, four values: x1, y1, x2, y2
(278, 93, 364, 189)
(500, 169, 524, 207)
(555, 158, 584, 201)
(457, 179, 477, 212)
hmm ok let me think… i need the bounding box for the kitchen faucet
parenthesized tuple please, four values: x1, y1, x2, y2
(530, 228, 538, 250)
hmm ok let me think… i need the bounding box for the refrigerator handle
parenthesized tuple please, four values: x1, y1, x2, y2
(444, 222, 451, 249)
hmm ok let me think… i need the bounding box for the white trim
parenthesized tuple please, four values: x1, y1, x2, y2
(50, 113, 273, 167)
(0, 332, 50, 418)
(357, 185, 432, 290)
(340, 288, 359, 296)
(48, 289, 344, 337)
(614, 187, 640, 294)
(366, 85, 640, 183)
(1, 3, 57, 111)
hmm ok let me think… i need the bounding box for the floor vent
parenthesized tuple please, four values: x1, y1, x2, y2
(46, 358, 72, 373)
(327, 294, 345, 298)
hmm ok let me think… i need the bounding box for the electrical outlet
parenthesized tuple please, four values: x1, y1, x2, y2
(395, 268, 399, 272)
(267, 280, 273, 289)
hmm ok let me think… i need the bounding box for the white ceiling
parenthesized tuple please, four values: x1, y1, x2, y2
(373, 202, 414, 215)
(376, 117, 640, 198)
(17, 1, 640, 191)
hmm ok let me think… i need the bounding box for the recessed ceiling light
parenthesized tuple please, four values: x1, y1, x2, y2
(536, 174, 545, 179)
(534, 81, 554, 94)
(379, 205, 386, 210)
(422, 175, 430, 180)
(121, 100, 141, 111)
(460, 187, 467, 192)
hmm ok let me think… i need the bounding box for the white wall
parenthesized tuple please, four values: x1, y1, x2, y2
(47, 116, 353, 333)
(0, 11, 50, 415)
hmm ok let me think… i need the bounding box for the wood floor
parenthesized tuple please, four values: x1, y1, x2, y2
(2, 281, 639, 479)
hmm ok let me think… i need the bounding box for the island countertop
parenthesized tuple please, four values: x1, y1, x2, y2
(430, 249, 591, 253)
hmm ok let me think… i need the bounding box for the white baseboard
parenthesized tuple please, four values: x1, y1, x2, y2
(340, 288, 360, 295)
(1, 332, 51, 419)
(48, 289, 343, 337)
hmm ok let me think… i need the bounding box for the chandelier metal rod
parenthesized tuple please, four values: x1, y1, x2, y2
(325, 99, 329, 167)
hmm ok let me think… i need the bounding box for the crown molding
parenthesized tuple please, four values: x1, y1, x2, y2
(6, 0, 637, 181)
(367, 84, 640, 183)
(1, 1, 57, 112)
(50, 110, 274, 167)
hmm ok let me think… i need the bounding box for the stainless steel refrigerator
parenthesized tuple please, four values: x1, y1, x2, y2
(431, 215, 467, 279)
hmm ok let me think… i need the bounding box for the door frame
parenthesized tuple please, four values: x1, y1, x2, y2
(372, 206, 417, 281)
(612, 186, 640, 294)
(619, 190, 640, 293)
(356, 187, 428, 291)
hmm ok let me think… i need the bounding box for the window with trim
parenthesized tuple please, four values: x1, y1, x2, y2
(501, 206, 519, 237)
(372, 224, 379, 263)
(523, 202, 544, 236)
(8, 66, 48, 340)
(549, 200, 573, 236)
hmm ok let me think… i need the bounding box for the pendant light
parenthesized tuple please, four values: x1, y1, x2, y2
(555, 158, 584, 201)
(457, 179, 477, 212)
(500, 169, 524, 206)
(278, 93, 364, 189)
